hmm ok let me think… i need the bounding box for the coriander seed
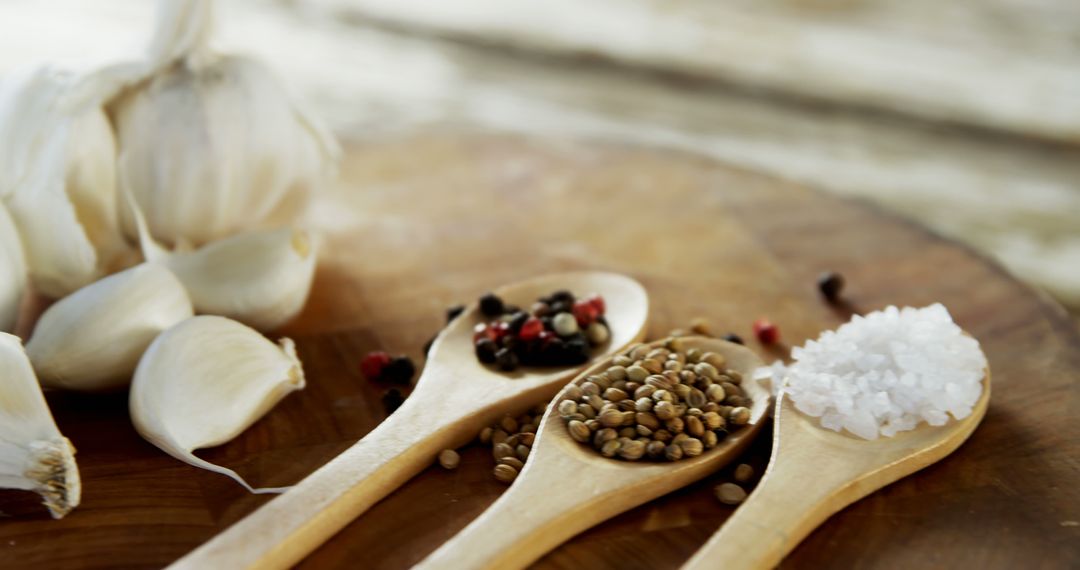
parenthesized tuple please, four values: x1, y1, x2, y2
(498, 456, 524, 470)
(729, 406, 751, 426)
(492, 442, 514, 460)
(568, 420, 591, 443)
(438, 449, 460, 470)
(494, 464, 518, 484)
(716, 482, 747, 505)
(734, 463, 754, 483)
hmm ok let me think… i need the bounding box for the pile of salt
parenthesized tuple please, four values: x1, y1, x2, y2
(762, 304, 986, 440)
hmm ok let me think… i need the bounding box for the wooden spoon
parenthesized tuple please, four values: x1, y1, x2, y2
(415, 337, 771, 570)
(682, 368, 991, 570)
(171, 271, 649, 570)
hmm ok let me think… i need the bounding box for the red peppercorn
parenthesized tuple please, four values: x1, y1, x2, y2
(586, 293, 606, 315)
(752, 319, 780, 345)
(572, 300, 599, 326)
(518, 317, 544, 341)
(473, 323, 496, 343)
(492, 321, 511, 339)
(360, 351, 392, 380)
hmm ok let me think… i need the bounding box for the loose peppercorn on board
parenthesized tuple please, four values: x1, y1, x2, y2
(2, 133, 1078, 569)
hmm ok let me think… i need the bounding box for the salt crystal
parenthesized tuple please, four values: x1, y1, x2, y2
(763, 303, 986, 440)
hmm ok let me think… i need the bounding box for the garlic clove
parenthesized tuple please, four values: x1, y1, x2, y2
(106, 0, 339, 248)
(163, 228, 318, 331)
(26, 263, 193, 392)
(0, 203, 27, 332)
(0, 333, 81, 518)
(129, 315, 305, 493)
(0, 66, 125, 297)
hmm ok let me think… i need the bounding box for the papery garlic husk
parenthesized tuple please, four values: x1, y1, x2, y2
(129, 315, 304, 493)
(26, 263, 193, 391)
(105, 0, 340, 248)
(0, 66, 127, 297)
(0, 202, 27, 332)
(0, 333, 81, 518)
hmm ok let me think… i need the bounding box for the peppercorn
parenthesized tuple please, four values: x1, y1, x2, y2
(381, 388, 405, 413)
(382, 356, 416, 385)
(507, 310, 529, 334)
(817, 271, 845, 303)
(722, 333, 744, 345)
(445, 304, 466, 323)
(475, 338, 498, 363)
(518, 316, 544, 341)
(360, 351, 392, 380)
(479, 292, 505, 317)
(495, 348, 519, 371)
(752, 318, 780, 345)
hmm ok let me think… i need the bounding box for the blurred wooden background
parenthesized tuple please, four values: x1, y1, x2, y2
(1, 0, 1078, 314)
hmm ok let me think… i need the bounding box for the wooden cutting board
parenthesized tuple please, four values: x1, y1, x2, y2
(1, 133, 1078, 569)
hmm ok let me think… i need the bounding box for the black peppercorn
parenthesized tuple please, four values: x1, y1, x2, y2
(508, 311, 530, 333)
(495, 348, 519, 371)
(722, 333, 744, 345)
(475, 338, 498, 363)
(550, 290, 574, 305)
(383, 356, 416, 385)
(817, 271, 845, 303)
(445, 304, 466, 323)
(479, 293, 505, 317)
(381, 389, 405, 413)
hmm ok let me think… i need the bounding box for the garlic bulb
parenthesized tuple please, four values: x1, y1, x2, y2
(106, 0, 339, 248)
(121, 166, 317, 331)
(130, 315, 305, 493)
(0, 203, 27, 332)
(0, 66, 124, 298)
(26, 263, 193, 391)
(0, 333, 81, 518)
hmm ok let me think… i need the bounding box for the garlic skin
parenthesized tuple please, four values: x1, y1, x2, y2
(0, 66, 124, 297)
(0, 333, 81, 518)
(0, 203, 27, 332)
(130, 315, 305, 493)
(108, 0, 339, 248)
(26, 263, 193, 392)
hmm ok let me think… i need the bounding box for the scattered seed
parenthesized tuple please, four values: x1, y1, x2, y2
(722, 333, 744, 345)
(716, 482, 747, 505)
(494, 464, 518, 484)
(752, 319, 780, 345)
(438, 449, 460, 470)
(492, 443, 515, 460)
(817, 271, 845, 303)
(734, 463, 754, 483)
(498, 456, 524, 470)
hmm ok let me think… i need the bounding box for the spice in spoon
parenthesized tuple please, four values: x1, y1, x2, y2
(557, 338, 754, 462)
(472, 290, 610, 373)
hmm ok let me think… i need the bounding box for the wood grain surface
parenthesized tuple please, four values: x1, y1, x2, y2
(1, 133, 1078, 569)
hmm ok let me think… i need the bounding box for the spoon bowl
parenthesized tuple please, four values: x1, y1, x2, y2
(416, 336, 771, 570)
(682, 366, 991, 570)
(172, 271, 649, 570)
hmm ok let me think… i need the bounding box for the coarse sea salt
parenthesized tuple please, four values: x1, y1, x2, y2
(757, 304, 986, 440)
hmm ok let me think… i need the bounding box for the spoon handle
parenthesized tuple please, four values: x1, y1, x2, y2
(681, 462, 851, 570)
(169, 387, 486, 570)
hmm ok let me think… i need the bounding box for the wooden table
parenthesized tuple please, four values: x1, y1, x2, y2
(2, 134, 1077, 569)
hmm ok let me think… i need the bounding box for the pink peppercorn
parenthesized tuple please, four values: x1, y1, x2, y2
(752, 319, 780, 345)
